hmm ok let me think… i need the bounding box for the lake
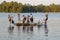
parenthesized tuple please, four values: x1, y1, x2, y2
(0, 13, 60, 40)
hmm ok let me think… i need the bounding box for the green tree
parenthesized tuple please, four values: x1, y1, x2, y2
(35, 4, 45, 12)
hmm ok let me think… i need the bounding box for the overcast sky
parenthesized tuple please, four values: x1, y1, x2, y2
(0, 0, 60, 5)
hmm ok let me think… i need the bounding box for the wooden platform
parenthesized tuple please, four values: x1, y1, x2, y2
(13, 23, 40, 26)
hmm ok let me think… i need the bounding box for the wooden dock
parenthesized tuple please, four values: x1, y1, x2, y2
(13, 23, 40, 26)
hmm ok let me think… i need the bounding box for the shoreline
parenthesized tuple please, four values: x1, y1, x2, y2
(0, 12, 60, 13)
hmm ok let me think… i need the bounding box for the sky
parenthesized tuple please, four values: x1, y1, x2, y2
(0, 0, 60, 5)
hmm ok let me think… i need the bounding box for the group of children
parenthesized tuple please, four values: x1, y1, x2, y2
(17, 13, 33, 23)
(8, 13, 33, 24)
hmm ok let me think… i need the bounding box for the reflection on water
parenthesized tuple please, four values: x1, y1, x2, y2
(23, 26, 26, 32)
(22, 25, 33, 33)
(44, 23, 48, 40)
(8, 25, 14, 40)
(8, 25, 14, 34)
(27, 32, 33, 40)
(7, 22, 49, 40)
(30, 25, 33, 32)
(37, 25, 41, 31)
(9, 24, 48, 40)
(44, 24, 48, 36)
(17, 26, 21, 33)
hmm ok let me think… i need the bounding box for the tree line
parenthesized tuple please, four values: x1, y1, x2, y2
(0, 1, 60, 13)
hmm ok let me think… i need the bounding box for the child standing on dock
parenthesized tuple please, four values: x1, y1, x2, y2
(23, 15, 26, 23)
(44, 13, 48, 28)
(8, 14, 12, 24)
(30, 13, 33, 23)
(18, 14, 20, 21)
(45, 14, 48, 24)
(8, 14, 14, 25)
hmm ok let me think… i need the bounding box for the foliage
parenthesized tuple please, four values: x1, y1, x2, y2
(0, 1, 60, 13)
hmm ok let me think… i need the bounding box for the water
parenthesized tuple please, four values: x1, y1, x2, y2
(0, 13, 60, 40)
